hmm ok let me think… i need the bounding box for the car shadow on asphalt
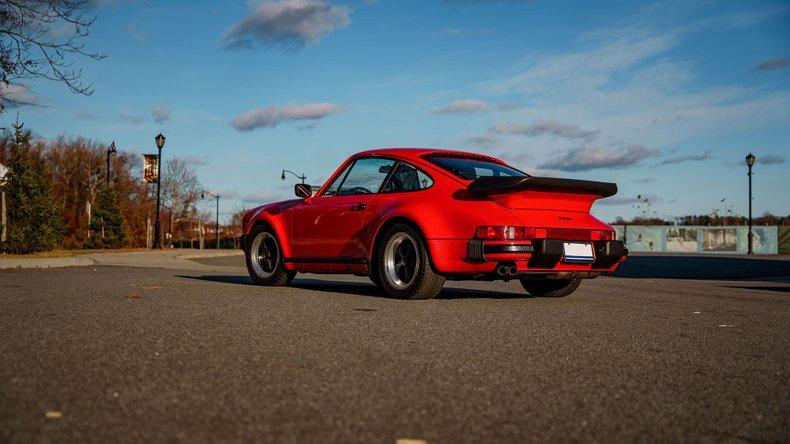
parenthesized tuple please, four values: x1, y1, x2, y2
(612, 255, 790, 281)
(723, 285, 790, 294)
(176, 275, 524, 300)
(177, 274, 257, 286)
(292, 279, 524, 300)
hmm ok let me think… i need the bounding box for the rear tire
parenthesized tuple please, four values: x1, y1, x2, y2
(377, 224, 445, 299)
(245, 225, 291, 286)
(519, 278, 581, 297)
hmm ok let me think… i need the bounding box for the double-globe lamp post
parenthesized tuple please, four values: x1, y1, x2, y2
(745, 153, 756, 255)
(202, 190, 220, 249)
(153, 133, 165, 249)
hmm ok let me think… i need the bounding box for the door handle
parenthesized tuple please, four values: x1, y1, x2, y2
(350, 203, 367, 211)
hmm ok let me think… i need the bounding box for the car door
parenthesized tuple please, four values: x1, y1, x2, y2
(357, 161, 436, 257)
(291, 157, 396, 259)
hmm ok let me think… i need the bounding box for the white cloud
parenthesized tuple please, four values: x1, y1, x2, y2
(151, 104, 171, 124)
(231, 102, 345, 131)
(432, 27, 489, 37)
(489, 120, 599, 140)
(761, 154, 786, 165)
(466, 134, 499, 149)
(430, 99, 489, 114)
(74, 111, 97, 120)
(495, 101, 524, 112)
(487, 29, 679, 100)
(473, 20, 790, 173)
(444, 0, 532, 3)
(755, 58, 790, 71)
(660, 150, 712, 165)
(118, 112, 143, 125)
(178, 156, 208, 166)
(0, 82, 37, 108)
(127, 23, 146, 43)
(539, 144, 660, 172)
(223, 0, 351, 50)
(242, 191, 277, 203)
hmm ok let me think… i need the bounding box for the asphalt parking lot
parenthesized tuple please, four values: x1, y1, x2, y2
(1, 254, 788, 442)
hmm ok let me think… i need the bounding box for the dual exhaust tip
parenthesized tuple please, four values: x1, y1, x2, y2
(497, 265, 519, 277)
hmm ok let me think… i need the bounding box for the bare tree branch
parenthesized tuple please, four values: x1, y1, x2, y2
(0, 0, 104, 112)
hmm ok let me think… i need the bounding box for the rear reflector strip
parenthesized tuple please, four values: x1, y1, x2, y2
(475, 226, 614, 241)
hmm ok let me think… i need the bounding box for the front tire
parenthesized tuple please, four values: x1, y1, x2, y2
(377, 224, 445, 299)
(245, 225, 293, 286)
(519, 278, 581, 297)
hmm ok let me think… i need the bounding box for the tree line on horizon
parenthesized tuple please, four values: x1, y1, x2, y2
(610, 193, 788, 226)
(610, 214, 789, 226)
(0, 120, 239, 254)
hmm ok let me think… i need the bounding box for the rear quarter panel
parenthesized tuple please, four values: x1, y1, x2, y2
(360, 176, 522, 272)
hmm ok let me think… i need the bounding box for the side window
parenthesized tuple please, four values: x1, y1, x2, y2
(323, 163, 352, 196)
(381, 162, 434, 193)
(473, 166, 517, 177)
(336, 158, 396, 195)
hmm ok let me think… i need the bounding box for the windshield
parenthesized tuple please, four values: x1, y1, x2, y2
(426, 156, 528, 180)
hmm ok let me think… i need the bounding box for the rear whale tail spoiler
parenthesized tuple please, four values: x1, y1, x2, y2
(468, 176, 618, 198)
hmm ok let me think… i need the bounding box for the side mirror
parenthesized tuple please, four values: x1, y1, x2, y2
(294, 183, 312, 198)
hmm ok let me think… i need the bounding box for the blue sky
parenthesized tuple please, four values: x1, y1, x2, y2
(8, 0, 790, 222)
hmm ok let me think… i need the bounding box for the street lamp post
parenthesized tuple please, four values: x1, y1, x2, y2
(106, 141, 116, 184)
(202, 190, 220, 249)
(153, 133, 165, 249)
(745, 153, 756, 255)
(281, 169, 306, 184)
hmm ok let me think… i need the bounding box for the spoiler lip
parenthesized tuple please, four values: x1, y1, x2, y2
(467, 176, 618, 198)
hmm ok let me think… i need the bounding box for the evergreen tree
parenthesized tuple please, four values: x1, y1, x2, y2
(86, 183, 126, 249)
(1, 121, 64, 253)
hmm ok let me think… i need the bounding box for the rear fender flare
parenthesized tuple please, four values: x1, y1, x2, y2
(368, 215, 436, 274)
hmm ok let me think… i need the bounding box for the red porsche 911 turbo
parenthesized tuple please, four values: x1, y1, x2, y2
(240, 148, 627, 299)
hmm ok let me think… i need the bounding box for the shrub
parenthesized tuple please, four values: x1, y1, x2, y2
(1, 126, 64, 254)
(85, 183, 126, 249)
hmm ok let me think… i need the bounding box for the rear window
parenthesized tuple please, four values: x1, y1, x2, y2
(426, 156, 528, 180)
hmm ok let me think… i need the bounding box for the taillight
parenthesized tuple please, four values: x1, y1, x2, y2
(475, 226, 522, 240)
(474, 226, 547, 240)
(591, 230, 615, 241)
(527, 228, 547, 238)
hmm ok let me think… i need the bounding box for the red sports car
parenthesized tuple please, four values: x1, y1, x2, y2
(240, 148, 627, 299)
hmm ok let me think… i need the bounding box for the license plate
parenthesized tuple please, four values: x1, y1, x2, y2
(563, 242, 594, 263)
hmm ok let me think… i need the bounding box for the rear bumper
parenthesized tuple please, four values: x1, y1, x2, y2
(469, 238, 627, 268)
(426, 238, 627, 275)
(525, 239, 627, 269)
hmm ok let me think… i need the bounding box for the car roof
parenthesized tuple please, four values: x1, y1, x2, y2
(352, 147, 506, 164)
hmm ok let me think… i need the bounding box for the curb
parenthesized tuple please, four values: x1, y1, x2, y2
(0, 256, 96, 270)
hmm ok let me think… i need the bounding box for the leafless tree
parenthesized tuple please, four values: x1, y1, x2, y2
(0, 0, 104, 111)
(161, 158, 202, 241)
